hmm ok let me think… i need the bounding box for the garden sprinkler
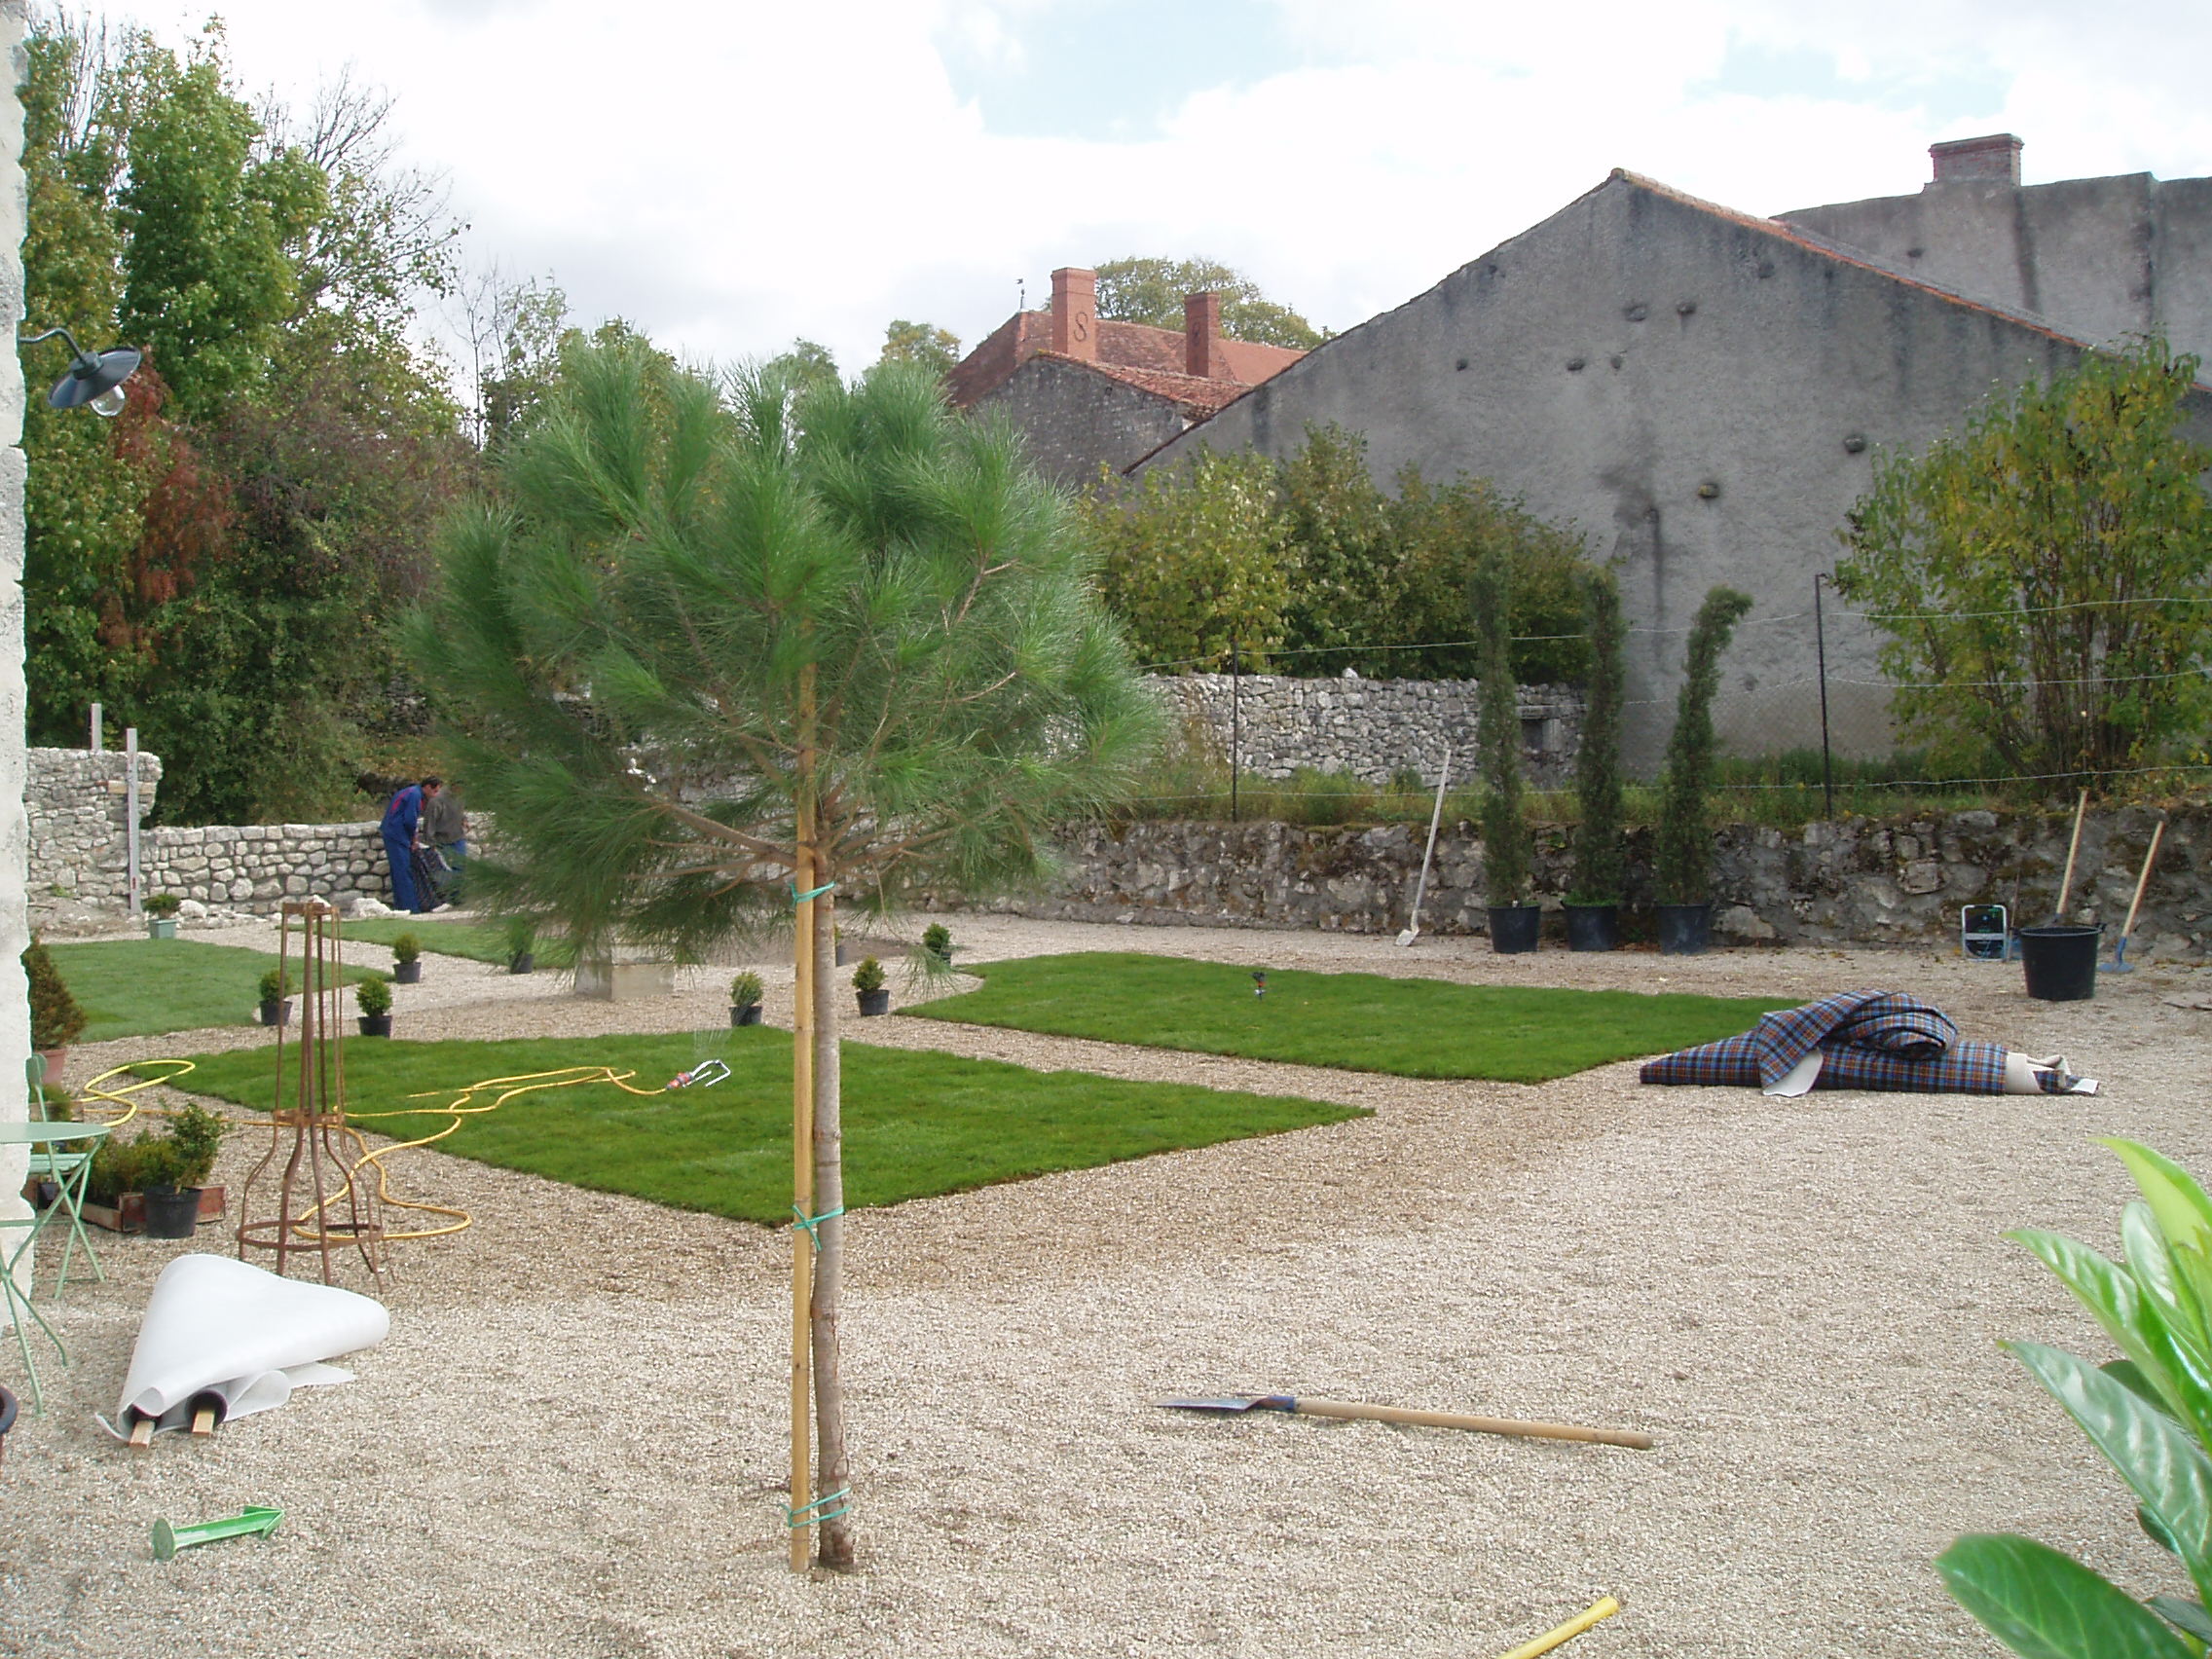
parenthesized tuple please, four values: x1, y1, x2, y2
(1251, 971, 1267, 998)
(664, 1058, 730, 1091)
(151, 1505, 282, 1561)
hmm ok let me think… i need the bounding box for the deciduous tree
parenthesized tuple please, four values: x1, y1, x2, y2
(1092, 256, 1325, 350)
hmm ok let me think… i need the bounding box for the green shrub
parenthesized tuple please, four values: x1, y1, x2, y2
(728, 970, 763, 1008)
(258, 966, 287, 1004)
(1938, 1139, 2212, 1654)
(851, 957, 886, 994)
(23, 937, 86, 1049)
(355, 976, 392, 1016)
(1653, 586, 1753, 903)
(1470, 550, 1528, 905)
(143, 891, 184, 917)
(165, 1105, 225, 1188)
(389, 931, 422, 965)
(1567, 566, 1627, 904)
(920, 923, 952, 960)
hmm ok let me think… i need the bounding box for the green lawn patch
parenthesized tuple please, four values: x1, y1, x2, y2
(909, 952, 1797, 1083)
(339, 917, 573, 967)
(49, 939, 383, 1042)
(151, 1030, 1361, 1225)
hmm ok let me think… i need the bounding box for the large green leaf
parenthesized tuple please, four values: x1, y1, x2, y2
(2010, 1342, 2212, 1604)
(1938, 1533, 2197, 1658)
(2128, 1201, 2212, 1364)
(2108, 1140, 2212, 1260)
(2012, 1229, 2212, 1431)
(2152, 1596, 2212, 1644)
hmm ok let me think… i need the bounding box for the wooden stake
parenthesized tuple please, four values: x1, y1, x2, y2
(788, 664, 818, 1575)
(1290, 1396, 1653, 1450)
(190, 1406, 215, 1437)
(128, 1418, 152, 1449)
(810, 887, 855, 1569)
(2054, 788, 2090, 921)
(2122, 820, 2167, 942)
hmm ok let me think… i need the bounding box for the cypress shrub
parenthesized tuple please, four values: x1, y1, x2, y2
(1654, 586, 1754, 903)
(23, 937, 86, 1050)
(1471, 551, 1529, 905)
(1567, 566, 1626, 903)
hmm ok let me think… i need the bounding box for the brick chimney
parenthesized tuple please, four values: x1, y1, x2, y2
(1185, 291, 1223, 380)
(1930, 133, 2022, 186)
(1050, 267, 1096, 361)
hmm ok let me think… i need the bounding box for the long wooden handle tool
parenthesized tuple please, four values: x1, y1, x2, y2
(1157, 1393, 1654, 1450)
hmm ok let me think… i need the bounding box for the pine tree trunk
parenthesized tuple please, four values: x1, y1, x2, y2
(809, 889, 856, 1568)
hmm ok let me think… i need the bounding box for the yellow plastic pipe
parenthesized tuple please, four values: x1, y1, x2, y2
(1493, 1596, 1621, 1659)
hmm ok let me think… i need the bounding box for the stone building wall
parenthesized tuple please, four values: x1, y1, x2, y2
(28, 748, 165, 902)
(1154, 674, 1582, 788)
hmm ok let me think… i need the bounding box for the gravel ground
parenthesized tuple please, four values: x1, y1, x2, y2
(1, 912, 2205, 1657)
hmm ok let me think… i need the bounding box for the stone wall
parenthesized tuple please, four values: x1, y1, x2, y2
(1154, 673, 1581, 788)
(29, 747, 390, 911)
(958, 802, 2210, 960)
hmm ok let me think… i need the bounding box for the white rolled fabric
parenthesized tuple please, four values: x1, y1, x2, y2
(108, 1253, 387, 1435)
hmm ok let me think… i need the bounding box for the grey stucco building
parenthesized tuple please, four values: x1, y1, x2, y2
(1138, 141, 2212, 764)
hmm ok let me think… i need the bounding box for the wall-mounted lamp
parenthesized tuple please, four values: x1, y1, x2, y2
(19, 326, 141, 418)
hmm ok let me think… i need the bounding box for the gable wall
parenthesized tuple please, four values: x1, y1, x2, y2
(977, 355, 1195, 489)
(1142, 178, 2212, 764)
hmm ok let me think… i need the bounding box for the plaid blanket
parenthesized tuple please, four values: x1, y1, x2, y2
(1640, 989, 2010, 1094)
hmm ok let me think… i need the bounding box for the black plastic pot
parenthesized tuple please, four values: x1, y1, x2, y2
(1657, 903, 1714, 956)
(142, 1186, 201, 1239)
(393, 961, 423, 984)
(731, 1004, 763, 1027)
(258, 999, 289, 1028)
(2019, 924, 2100, 1002)
(357, 1014, 393, 1038)
(1488, 904, 1542, 954)
(509, 951, 535, 975)
(0, 1382, 16, 1465)
(856, 988, 891, 1016)
(1565, 903, 1620, 953)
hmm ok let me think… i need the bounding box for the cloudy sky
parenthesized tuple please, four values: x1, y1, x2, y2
(135, 0, 2212, 377)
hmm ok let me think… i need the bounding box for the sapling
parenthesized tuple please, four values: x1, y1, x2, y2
(1653, 586, 1753, 904)
(1567, 567, 1627, 906)
(1469, 550, 1529, 906)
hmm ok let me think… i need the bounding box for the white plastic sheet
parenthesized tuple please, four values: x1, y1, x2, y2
(105, 1253, 387, 1436)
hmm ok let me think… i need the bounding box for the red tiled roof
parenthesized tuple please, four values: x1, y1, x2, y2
(1021, 351, 1251, 415)
(946, 311, 1304, 409)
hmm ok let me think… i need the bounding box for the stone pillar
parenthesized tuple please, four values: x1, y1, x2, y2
(0, 0, 32, 1310)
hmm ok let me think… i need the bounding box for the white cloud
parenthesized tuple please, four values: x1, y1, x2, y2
(121, 0, 2212, 378)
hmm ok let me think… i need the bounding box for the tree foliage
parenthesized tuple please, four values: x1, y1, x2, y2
(1834, 339, 2212, 781)
(1567, 566, 1627, 903)
(874, 318, 961, 378)
(1092, 255, 1325, 350)
(1084, 425, 1592, 680)
(1653, 587, 1753, 903)
(19, 16, 470, 823)
(1470, 552, 1528, 905)
(763, 338, 842, 400)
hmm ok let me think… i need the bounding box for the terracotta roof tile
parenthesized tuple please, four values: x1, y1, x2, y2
(947, 312, 1304, 408)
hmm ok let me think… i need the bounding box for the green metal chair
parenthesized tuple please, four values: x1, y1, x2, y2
(25, 1055, 100, 1296)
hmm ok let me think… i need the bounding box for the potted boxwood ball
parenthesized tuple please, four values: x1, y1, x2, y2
(143, 891, 184, 940)
(729, 970, 764, 1027)
(390, 932, 424, 984)
(852, 957, 890, 1017)
(257, 967, 291, 1028)
(355, 975, 394, 1037)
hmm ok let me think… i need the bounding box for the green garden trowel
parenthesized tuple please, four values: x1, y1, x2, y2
(152, 1504, 283, 1561)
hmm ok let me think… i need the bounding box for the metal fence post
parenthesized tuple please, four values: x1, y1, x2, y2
(1814, 573, 1834, 820)
(1229, 638, 1241, 826)
(89, 702, 101, 752)
(125, 726, 141, 913)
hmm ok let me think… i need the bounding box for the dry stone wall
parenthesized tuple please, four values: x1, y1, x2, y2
(1152, 674, 1582, 788)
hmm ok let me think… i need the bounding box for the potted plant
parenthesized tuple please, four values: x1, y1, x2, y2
(1471, 551, 1539, 953)
(390, 931, 424, 984)
(852, 957, 890, 1016)
(1653, 586, 1754, 954)
(256, 967, 291, 1027)
(921, 922, 953, 966)
(143, 891, 184, 939)
(139, 1105, 223, 1239)
(1565, 566, 1627, 951)
(355, 975, 394, 1037)
(505, 917, 536, 975)
(24, 937, 86, 1084)
(729, 970, 764, 1027)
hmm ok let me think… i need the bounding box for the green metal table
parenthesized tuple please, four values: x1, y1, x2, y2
(0, 1117, 113, 1413)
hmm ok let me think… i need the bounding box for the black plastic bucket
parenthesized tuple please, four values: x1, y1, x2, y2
(1564, 903, 1620, 953)
(2020, 924, 2100, 1002)
(1488, 905, 1542, 954)
(141, 1187, 201, 1239)
(1657, 903, 1714, 956)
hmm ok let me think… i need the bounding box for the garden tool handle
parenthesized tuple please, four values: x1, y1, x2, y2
(1291, 1396, 1654, 1450)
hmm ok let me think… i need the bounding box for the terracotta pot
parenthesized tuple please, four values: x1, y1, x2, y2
(35, 1050, 65, 1087)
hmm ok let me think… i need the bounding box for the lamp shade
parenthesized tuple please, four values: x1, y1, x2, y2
(49, 346, 141, 414)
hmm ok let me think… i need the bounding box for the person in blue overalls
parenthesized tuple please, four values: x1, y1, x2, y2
(381, 776, 444, 914)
